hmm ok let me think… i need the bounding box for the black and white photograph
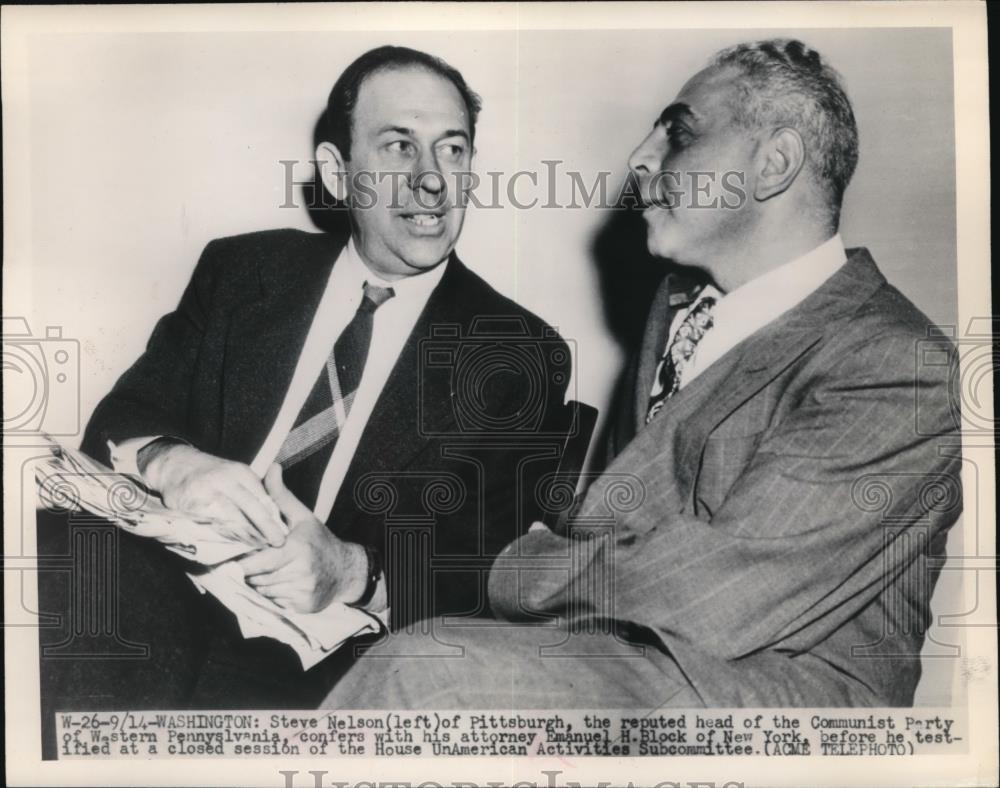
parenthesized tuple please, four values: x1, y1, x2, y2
(3, 2, 996, 786)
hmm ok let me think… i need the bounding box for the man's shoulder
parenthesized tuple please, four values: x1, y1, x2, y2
(445, 259, 566, 346)
(869, 285, 940, 333)
(190, 229, 345, 296)
(429, 260, 572, 413)
(803, 250, 955, 391)
(827, 248, 945, 343)
(848, 279, 943, 346)
(203, 228, 342, 265)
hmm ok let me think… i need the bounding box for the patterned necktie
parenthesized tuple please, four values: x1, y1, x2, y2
(645, 295, 716, 423)
(276, 281, 395, 509)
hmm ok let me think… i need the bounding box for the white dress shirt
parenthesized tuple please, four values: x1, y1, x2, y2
(652, 234, 847, 396)
(248, 239, 446, 520)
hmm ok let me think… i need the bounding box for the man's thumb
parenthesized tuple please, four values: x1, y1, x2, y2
(263, 463, 312, 524)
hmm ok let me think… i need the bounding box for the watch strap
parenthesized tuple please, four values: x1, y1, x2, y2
(352, 544, 382, 609)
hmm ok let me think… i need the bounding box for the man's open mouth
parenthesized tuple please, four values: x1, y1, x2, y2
(401, 211, 446, 228)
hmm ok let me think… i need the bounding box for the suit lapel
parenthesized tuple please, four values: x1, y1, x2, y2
(220, 234, 346, 463)
(667, 326, 825, 507)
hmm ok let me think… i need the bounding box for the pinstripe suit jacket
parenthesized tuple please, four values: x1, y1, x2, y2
(489, 248, 963, 706)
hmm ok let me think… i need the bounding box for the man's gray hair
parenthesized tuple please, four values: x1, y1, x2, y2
(711, 38, 859, 217)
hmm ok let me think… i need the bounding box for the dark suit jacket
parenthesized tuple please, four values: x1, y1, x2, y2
(489, 248, 962, 707)
(78, 228, 569, 675)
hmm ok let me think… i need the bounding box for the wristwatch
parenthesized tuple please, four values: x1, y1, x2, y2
(352, 544, 382, 609)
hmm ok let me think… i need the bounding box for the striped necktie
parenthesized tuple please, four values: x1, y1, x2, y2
(276, 281, 395, 509)
(646, 295, 716, 424)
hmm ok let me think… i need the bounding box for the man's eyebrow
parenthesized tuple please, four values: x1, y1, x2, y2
(375, 126, 470, 143)
(655, 103, 696, 129)
(376, 125, 415, 136)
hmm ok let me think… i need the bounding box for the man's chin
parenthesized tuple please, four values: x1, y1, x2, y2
(646, 229, 677, 261)
(398, 241, 455, 272)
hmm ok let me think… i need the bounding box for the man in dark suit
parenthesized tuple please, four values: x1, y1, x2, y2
(324, 38, 963, 709)
(39, 45, 569, 719)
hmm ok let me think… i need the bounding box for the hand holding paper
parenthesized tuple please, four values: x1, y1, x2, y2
(35, 438, 381, 668)
(239, 465, 368, 613)
(141, 441, 287, 548)
(35, 438, 257, 565)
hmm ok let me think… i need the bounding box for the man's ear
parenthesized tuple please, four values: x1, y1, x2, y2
(753, 127, 805, 201)
(315, 141, 349, 202)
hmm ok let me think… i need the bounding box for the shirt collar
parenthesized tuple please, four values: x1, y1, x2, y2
(342, 237, 448, 302)
(699, 233, 847, 321)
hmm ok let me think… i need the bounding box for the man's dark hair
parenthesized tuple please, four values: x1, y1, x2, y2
(710, 38, 859, 222)
(324, 45, 482, 160)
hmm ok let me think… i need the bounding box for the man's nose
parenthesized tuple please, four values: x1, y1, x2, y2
(413, 148, 445, 195)
(627, 129, 665, 176)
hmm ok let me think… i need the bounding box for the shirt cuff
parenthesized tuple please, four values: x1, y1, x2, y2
(313, 594, 389, 632)
(108, 436, 162, 478)
(367, 604, 390, 630)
